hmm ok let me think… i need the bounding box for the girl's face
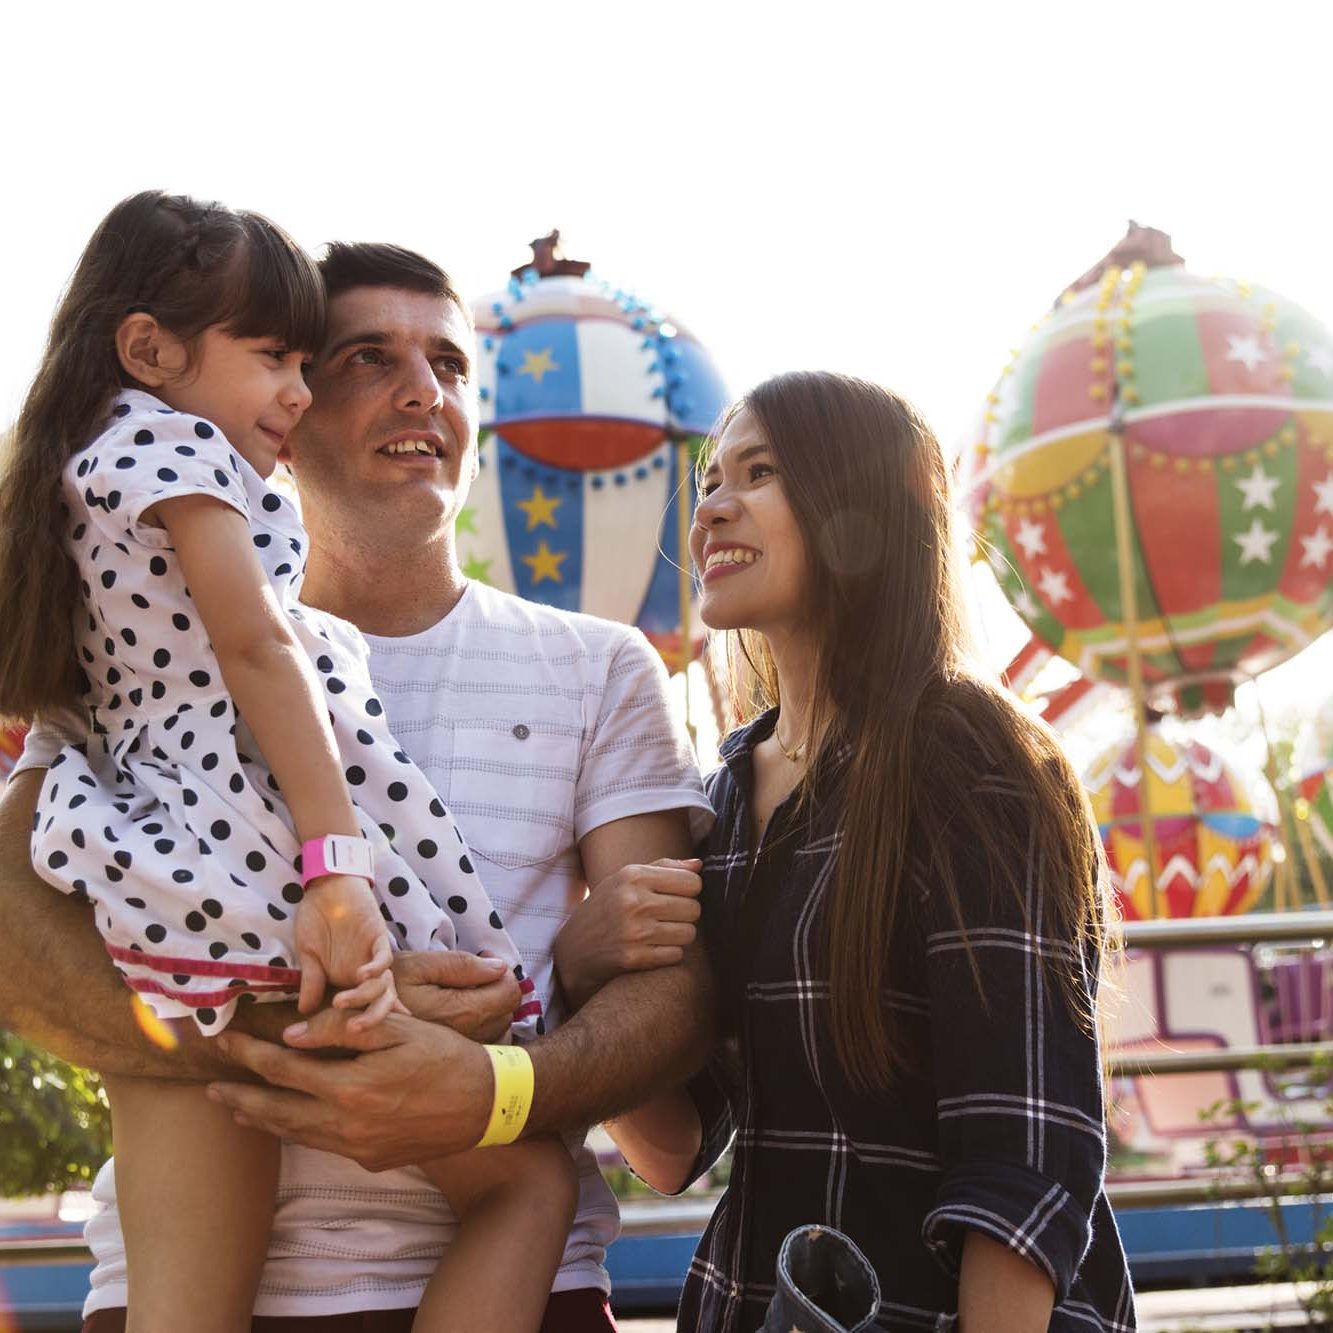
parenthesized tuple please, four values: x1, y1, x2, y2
(689, 407, 811, 636)
(155, 327, 312, 478)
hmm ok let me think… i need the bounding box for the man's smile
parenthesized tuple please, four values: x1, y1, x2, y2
(376, 432, 447, 464)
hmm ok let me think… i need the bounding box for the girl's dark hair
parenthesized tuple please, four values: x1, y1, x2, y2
(0, 190, 325, 721)
(704, 371, 1111, 1090)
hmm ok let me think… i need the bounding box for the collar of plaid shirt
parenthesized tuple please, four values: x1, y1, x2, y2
(678, 709, 1137, 1333)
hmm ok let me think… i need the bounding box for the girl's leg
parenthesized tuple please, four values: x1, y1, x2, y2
(104, 1074, 279, 1333)
(413, 1137, 579, 1333)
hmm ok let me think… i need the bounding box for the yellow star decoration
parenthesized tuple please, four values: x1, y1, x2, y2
(518, 347, 560, 385)
(522, 540, 567, 585)
(516, 484, 561, 531)
(461, 554, 492, 583)
(455, 505, 478, 535)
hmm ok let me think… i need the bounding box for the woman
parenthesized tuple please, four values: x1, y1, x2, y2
(567, 372, 1135, 1331)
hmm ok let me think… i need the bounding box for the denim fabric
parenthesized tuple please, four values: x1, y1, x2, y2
(759, 1226, 881, 1333)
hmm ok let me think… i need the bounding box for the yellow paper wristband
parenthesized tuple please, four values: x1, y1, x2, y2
(476, 1044, 534, 1147)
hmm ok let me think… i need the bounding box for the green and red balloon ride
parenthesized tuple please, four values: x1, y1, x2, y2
(960, 237, 1333, 715)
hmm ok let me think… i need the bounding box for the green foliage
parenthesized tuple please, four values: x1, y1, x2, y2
(0, 1032, 111, 1197)
(1199, 1051, 1333, 1328)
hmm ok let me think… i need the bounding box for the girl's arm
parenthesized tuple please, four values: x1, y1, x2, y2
(151, 494, 391, 1014)
(152, 494, 359, 848)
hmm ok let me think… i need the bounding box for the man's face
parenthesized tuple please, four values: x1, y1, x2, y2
(285, 286, 479, 536)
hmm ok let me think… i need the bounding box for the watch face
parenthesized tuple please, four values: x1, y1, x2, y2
(330, 835, 374, 876)
(303, 835, 374, 882)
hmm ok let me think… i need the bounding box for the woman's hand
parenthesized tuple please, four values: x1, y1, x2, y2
(294, 874, 396, 1024)
(553, 857, 703, 1012)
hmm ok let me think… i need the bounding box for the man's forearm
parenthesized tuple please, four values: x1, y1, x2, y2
(525, 940, 714, 1137)
(0, 771, 282, 1079)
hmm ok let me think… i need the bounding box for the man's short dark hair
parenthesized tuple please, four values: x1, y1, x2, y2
(317, 242, 471, 321)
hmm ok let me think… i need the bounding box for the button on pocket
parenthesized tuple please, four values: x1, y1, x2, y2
(449, 724, 579, 867)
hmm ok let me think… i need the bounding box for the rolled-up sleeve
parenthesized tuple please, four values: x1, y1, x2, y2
(670, 1046, 738, 1195)
(920, 809, 1108, 1302)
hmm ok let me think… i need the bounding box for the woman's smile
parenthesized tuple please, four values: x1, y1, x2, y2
(702, 543, 761, 582)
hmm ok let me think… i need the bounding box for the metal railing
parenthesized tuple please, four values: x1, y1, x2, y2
(1104, 908, 1333, 1213)
(1108, 910, 1333, 1082)
(1114, 910, 1333, 949)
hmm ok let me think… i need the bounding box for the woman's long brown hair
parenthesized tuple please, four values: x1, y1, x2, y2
(710, 371, 1110, 1091)
(0, 190, 324, 721)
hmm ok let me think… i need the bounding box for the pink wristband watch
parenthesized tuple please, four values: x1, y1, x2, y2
(300, 834, 375, 888)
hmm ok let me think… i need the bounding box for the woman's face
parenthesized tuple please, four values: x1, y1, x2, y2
(690, 407, 811, 635)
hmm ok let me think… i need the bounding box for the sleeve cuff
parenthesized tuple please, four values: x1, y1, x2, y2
(661, 1059, 736, 1196)
(10, 709, 85, 778)
(922, 1159, 1091, 1302)
(573, 788, 716, 845)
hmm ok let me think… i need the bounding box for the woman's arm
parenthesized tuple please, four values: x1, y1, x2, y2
(557, 867, 710, 1191)
(552, 816, 712, 1191)
(958, 1232, 1055, 1333)
(603, 1087, 703, 1195)
(921, 786, 1108, 1315)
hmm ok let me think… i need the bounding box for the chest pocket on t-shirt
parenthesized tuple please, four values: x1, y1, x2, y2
(444, 723, 580, 868)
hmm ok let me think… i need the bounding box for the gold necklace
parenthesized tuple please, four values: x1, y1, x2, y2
(773, 727, 806, 763)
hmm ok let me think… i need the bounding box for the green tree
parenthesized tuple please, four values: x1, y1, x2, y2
(0, 1032, 111, 1196)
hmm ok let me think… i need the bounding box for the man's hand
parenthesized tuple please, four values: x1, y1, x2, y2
(553, 858, 703, 1012)
(390, 951, 520, 1041)
(208, 1014, 493, 1169)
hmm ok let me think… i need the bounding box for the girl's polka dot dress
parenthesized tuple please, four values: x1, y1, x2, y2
(32, 391, 541, 1036)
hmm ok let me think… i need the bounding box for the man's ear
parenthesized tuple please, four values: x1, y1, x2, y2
(115, 313, 188, 387)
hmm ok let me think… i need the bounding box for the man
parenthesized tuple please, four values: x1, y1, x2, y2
(0, 242, 716, 1331)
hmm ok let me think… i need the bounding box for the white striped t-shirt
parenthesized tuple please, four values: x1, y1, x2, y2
(20, 580, 713, 1318)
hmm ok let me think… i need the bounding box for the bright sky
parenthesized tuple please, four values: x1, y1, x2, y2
(5, 0, 1331, 774)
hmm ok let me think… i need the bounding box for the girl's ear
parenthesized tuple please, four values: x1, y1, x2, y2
(115, 313, 188, 387)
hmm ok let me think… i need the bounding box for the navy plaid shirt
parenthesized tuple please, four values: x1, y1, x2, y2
(676, 711, 1135, 1332)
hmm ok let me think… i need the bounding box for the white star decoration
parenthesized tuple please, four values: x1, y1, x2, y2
(1014, 517, 1048, 559)
(1234, 517, 1279, 565)
(1038, 567, 1073, 605)
(1314, 472, 1333, 518)
(1011, 588, 1041, 621)
(1306, 345, 1333, 376)
(1225, 334, 1267, 373)
(1235, 463, 1280, 512)
(1301, 526, 1333, 570)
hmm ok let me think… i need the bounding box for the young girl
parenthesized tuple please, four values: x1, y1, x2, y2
(0, 191, 575, 1333)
